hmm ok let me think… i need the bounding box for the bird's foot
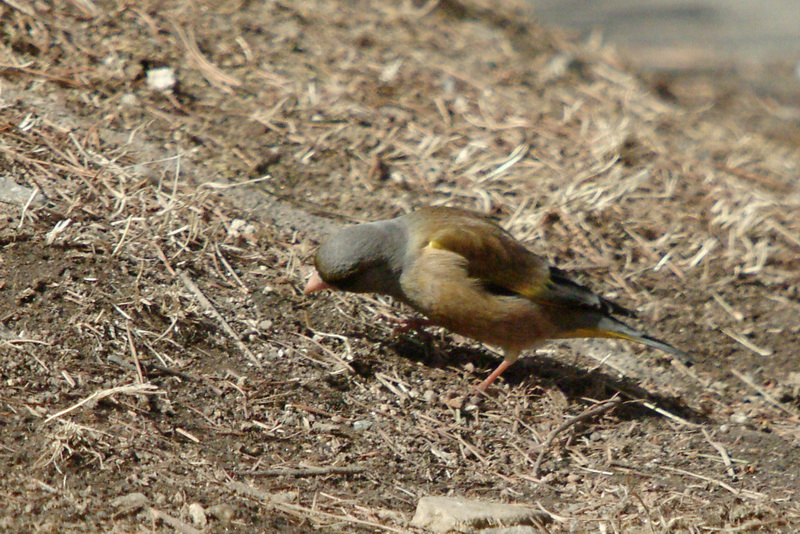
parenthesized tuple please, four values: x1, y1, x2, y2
(464, 359, 514, 407)
(466, 382, 498, 410)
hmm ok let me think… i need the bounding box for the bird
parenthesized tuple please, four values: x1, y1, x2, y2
(304, 206, 691, 392)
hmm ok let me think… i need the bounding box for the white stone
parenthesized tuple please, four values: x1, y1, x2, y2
(188, 502, 207, 528)
(146, 67, 177, 91)
(411, 496, 550, 533)
(0, 176, 43, 206)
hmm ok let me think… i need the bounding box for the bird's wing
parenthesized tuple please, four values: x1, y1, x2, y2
(418, 211, 551, 299)
(544, 267, 636, 318)
(417, 209, 633, 318)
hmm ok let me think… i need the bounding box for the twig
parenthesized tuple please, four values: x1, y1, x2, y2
(722, 329, 772, 357)
(106, 354, 197, 381)
(199, 175, 272, 189)
(294, 330, 354, 374)
(532, 398, 622, 476)
(0, 65, 85, 88)
(701, 428, 736, 479)
(112, 215, 133, 256)
(215, 244, 249, 294)
(710, 291, 744, 322)
(44, 384, 160, 423)
(1, 338, 52, 346)
(658, 465, 766, 499)
(151, 240, 176, 276)
(229, 481, 405, 533)
(730, 368, 799, 417)
(178, 270, 262, 367)
(699, 518, 789, 532)
(236, 465, 366, 477)
(374, 372, 410, 400)
(171, 22, 241, 93)
(637, 400, 699, 427)
(125, 323, 144, 385)
(280, 501, 405, 533)
(17, 185, 39, 229)
(1, 0, 36, 17)
(288, 404, 335, 420)
(175, 428, 200, 443)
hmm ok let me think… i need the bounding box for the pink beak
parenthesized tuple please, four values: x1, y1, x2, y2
(304, 271, 332, 294)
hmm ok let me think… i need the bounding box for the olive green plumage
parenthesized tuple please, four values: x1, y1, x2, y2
(306, 206, 690, 390)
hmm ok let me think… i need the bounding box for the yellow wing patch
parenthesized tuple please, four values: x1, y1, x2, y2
(555, 328, 636, 341)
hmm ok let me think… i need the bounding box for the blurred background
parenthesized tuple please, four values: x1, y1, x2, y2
(527, 0, 800, 146)
(527, 0, 800, 67)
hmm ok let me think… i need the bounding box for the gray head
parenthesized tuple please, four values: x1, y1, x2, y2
(313, 219, 408, 298)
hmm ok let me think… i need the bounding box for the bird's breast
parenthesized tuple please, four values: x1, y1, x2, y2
(400, 248, 553, 353)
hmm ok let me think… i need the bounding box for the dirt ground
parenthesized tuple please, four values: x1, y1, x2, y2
(1, 1, 799, 532)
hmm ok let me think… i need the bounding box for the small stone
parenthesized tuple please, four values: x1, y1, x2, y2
(411, 496, 551, 533)
(731, 412, 749, 424)
(313, 422, 338, 433)
(228, 219, 257, 240)
(709, 381, 728, 392)
(268, 491, 298, 504)
(443, 396, 464, 410)
(352, 419, 373, 431)
(482, 527, 542, 534)
(111, 492, 148, 510)
(120, 93, 138, 106)
(146, 66, 176, 91)
(0, 176, 43, 206)
(188, 503, 207, 528)
(207, 503, 236, 522)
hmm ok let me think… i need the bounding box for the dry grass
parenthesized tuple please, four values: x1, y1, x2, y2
(1, 0, 799, 532)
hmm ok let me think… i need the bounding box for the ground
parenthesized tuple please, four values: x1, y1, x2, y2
(1, 1, 799, 532)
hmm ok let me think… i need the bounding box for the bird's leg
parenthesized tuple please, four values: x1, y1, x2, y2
(466, 356, 518, 409)
(476, 359, 513, 392)
(475, 349, 522, 393)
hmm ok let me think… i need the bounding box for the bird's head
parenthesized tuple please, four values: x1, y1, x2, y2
(304, 220, 407, 298)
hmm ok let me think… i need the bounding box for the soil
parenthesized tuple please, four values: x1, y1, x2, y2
(1, 0, 799, 532)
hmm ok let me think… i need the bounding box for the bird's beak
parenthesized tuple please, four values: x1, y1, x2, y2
(304, 271, 332, 294)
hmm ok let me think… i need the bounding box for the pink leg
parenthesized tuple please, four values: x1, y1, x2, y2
(476, 359, 513, 392)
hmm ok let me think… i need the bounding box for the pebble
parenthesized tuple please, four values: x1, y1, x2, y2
(207, 503, 236, 522)
(188, 503, 207, 528)
(411, 496, 551, 533)
(353, 419, 373, 431)
(146, 66, 176, 91)
(731, 412, 749, 424)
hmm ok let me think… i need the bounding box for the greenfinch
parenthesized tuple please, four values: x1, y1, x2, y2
(305, 206, 691, 391)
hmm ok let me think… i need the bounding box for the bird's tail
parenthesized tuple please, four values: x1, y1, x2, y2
(559, 315, 693, 362)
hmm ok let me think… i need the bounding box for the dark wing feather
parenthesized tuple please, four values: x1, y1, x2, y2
(546, 267, 636, 318)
